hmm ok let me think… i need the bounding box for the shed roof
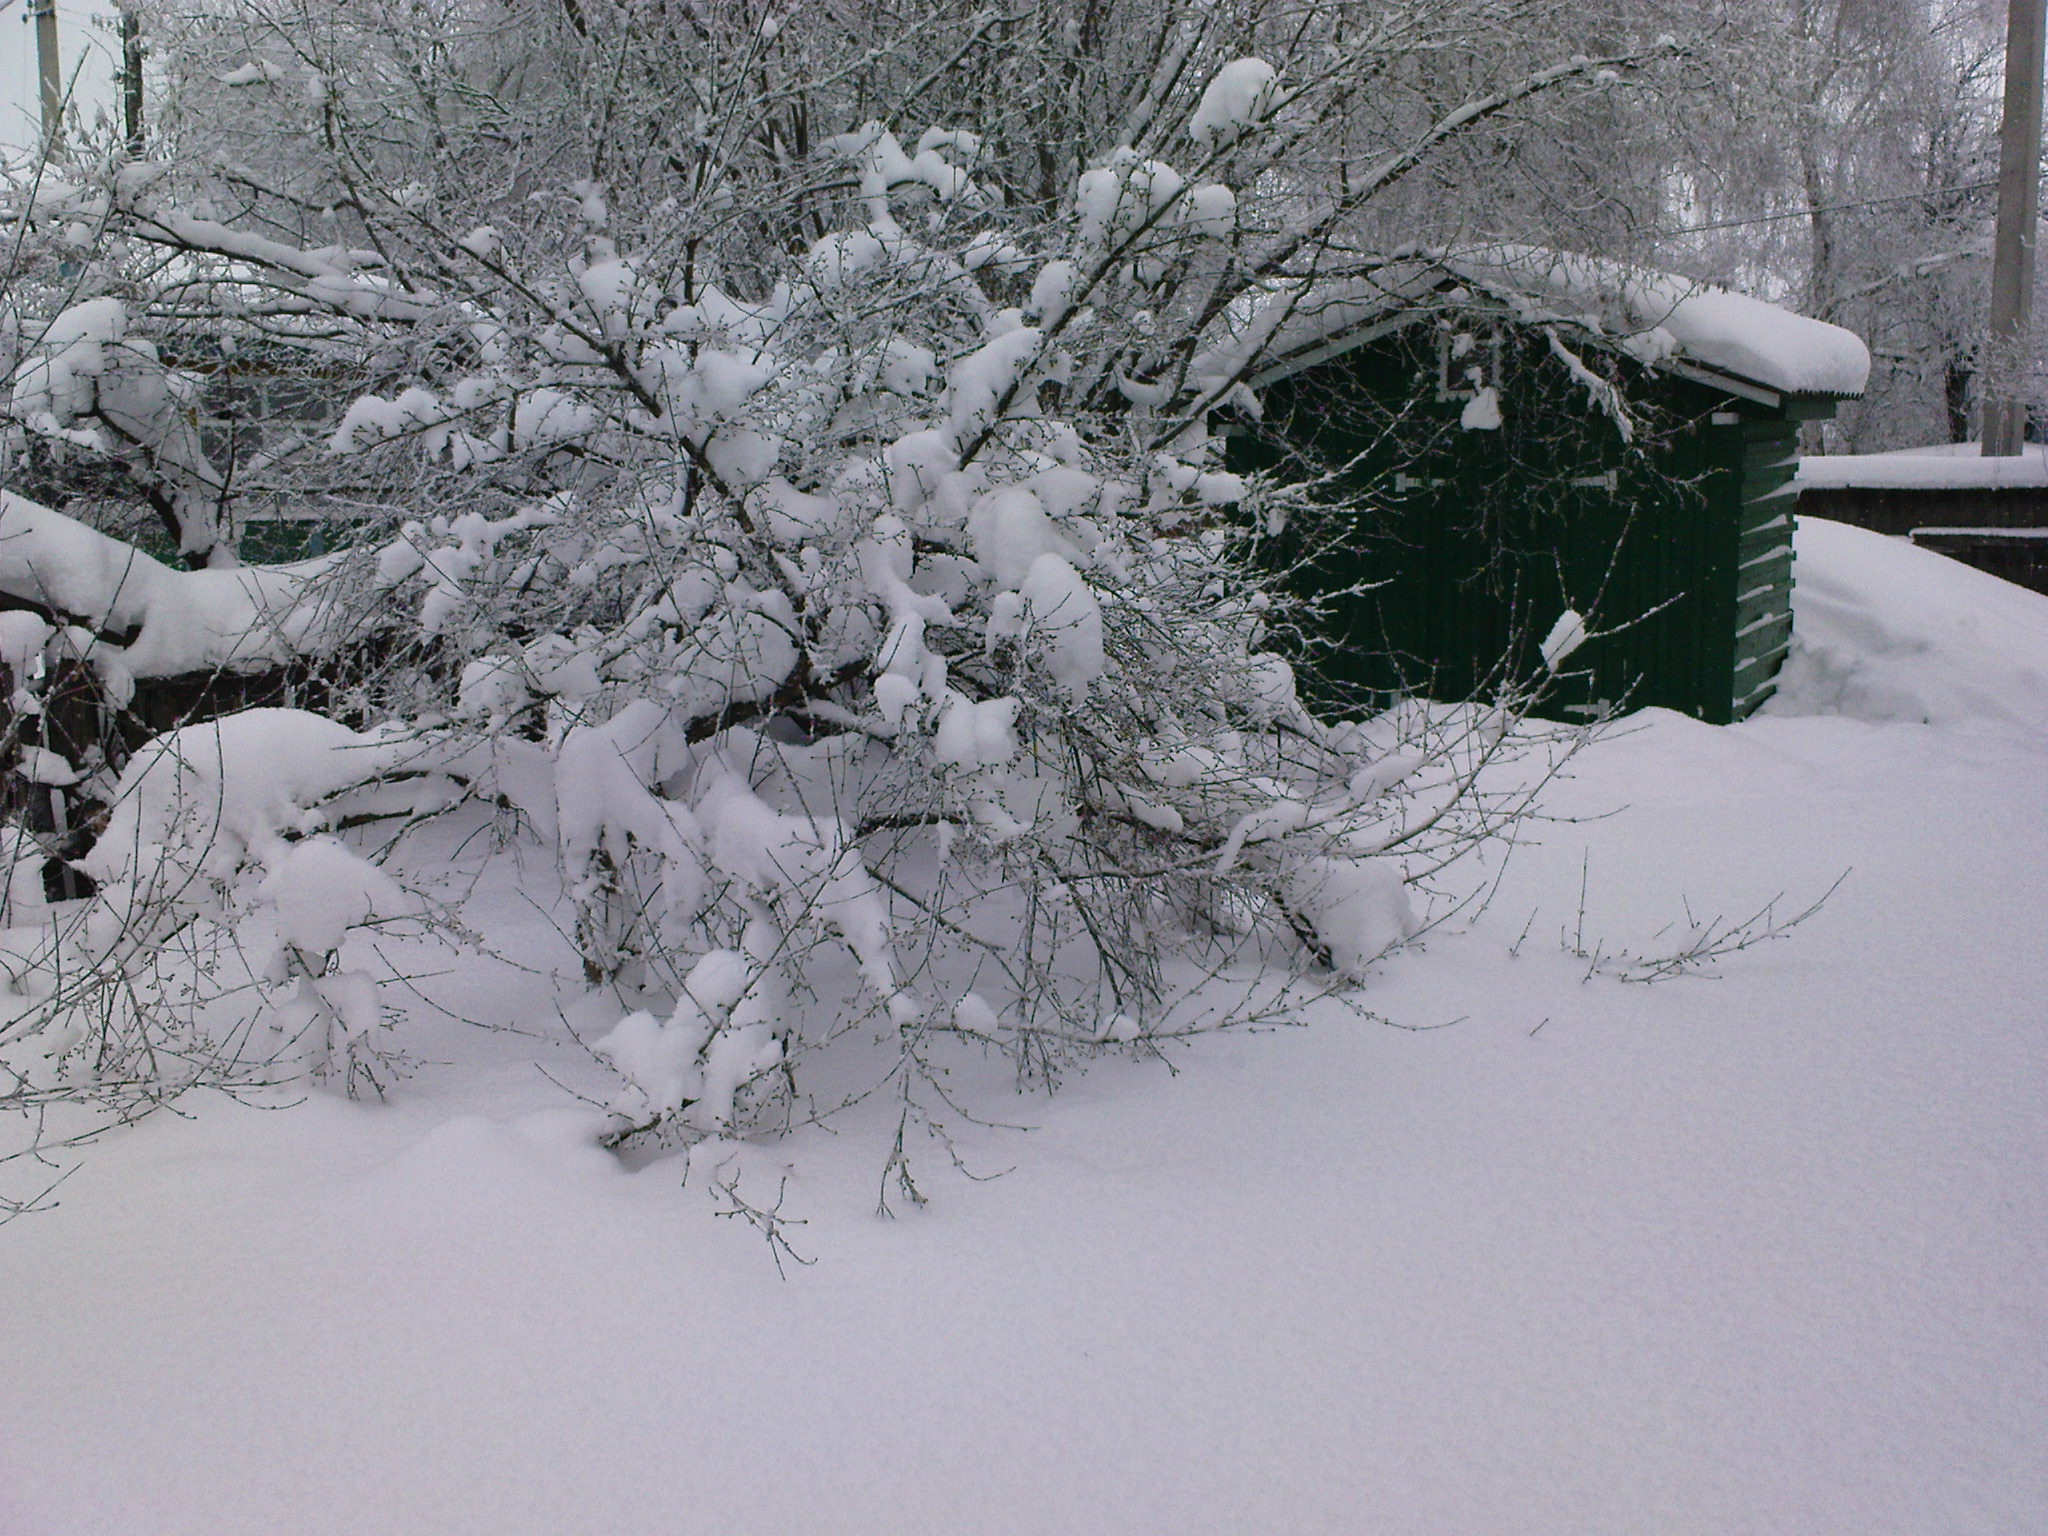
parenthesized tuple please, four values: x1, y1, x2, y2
(1796, 442, 2048, 490)
(1197, 245, 1870, 403)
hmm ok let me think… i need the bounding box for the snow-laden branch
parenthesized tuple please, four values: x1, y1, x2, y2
(116, 199, 439, 322)
(0, 491, 351, 679)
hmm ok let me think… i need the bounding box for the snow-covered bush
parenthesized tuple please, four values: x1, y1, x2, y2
(0, 7, 1651, 1204)
(0, 706, 443, 1168)
(307, 114, 1555, 1160)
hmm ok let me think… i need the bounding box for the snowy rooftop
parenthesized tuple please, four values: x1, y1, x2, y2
(1448, 246, 1870, 398)
(1213, 246, 1871, 400)
(1797, 442, 2048, 491)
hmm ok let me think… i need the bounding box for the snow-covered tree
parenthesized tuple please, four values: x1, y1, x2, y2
(1642, 0, 2016, 447)
(0, 3, 1660, 1201)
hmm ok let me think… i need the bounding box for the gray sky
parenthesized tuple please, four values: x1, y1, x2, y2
(1, 1, 118, 154)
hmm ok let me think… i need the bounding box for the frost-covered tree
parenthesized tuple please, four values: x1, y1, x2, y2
(1641, 0, 2014, 447)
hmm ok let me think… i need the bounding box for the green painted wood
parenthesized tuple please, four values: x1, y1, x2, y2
(1740, 469, 1800, 504)
(56, 512, 358, 569)
(1230, 317, 1843, 726)
(1739, 499, 1799, 537)
(1735, 582, 1792, 630)
(1733, 640, 1793, 687)
(1733, 610, 1795, 658)
(1736, 547, 1793, 586)
(238, 519, 349, 563)
(1739, 517, 1796, 563)
(1733, 680, 1782, 717)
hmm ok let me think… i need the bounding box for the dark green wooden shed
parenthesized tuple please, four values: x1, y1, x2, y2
(1224, 252, 1869, 724)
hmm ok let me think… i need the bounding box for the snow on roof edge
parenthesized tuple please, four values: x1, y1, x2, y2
(1796, 443, 2048, 490)
(1201, 246, 1871, 402)
(1444, 245, 1869, 399)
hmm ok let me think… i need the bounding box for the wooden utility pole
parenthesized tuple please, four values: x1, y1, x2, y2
(1984, 0, 2048, 455)
(25, 0, 61, 156)
(119, 6, 142, 154)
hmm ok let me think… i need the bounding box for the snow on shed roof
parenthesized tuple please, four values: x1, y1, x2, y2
(1201, 245, 1870, 401)
(1796, 442, 2048, 490)
(1450, 246, 1869, 398)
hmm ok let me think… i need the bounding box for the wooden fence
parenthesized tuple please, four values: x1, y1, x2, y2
(1795, 485, 2048, 596)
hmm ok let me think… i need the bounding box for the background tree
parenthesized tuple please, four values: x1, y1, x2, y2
(1643, 0, 2013, 447)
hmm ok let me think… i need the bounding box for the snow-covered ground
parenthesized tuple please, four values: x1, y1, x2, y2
(3, 518, 2044, 1535)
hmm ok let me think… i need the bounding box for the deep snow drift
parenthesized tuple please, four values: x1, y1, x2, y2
(1, 518, 2043, 1535)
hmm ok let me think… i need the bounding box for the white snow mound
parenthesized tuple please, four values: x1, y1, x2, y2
(1764, 517, 2048, 732)
(1283, 856, 1417, 979)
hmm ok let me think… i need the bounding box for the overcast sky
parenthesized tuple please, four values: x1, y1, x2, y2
(0, 1, 118, 154)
